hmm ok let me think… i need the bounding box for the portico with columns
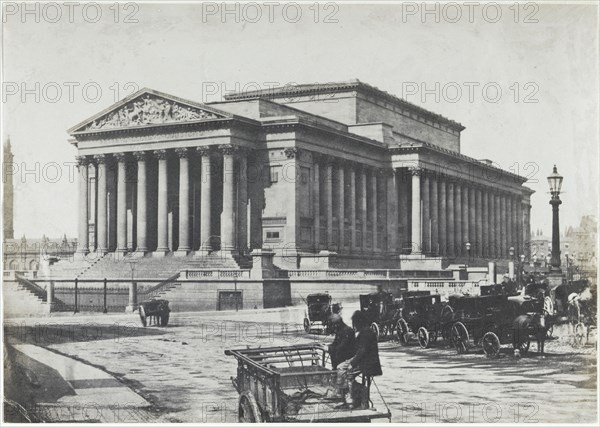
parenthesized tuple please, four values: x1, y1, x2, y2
(69, 83, 533, 270)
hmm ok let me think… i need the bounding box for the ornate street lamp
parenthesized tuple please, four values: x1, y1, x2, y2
(547, 165, 563, 272)
(465, 242, 471, 272)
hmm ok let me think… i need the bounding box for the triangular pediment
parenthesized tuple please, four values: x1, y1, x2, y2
(69, 88, 231, 134)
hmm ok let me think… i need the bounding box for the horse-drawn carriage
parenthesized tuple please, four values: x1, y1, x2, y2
(359, 291, 402, 340)
(303, 293, 341, 335)
(395, 293, 454, 348)
(225, 344, 391, 422)
(448, 293, 546, 358)
(138, 299, 171, 327)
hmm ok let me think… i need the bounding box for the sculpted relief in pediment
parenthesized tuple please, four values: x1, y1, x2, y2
(84, 94, 224, 131)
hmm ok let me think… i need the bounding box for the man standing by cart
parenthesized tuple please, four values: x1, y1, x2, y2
(332, 311, 382, 408)
(328, 313, 356, 369)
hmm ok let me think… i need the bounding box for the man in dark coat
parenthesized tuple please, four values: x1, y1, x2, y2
(328, 313, 356, 369)
(333, 311, 382, 407)
(349, 310, 382, 377)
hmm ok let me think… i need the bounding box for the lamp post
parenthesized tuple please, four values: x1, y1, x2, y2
(547, 165, 563, 272)
(125, 257, 139, 313)
(565, 252, 570, 284)
(519, 254, 525, 289)
(533, 255, 538, 274)
(509, 246, 515, 280)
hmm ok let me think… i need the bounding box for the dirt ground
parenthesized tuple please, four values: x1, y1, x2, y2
(3, 307, 597, 423)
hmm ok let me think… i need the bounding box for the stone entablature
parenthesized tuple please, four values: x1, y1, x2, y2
(68, 84, 533, 268)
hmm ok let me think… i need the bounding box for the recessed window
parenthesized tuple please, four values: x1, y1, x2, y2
(266, 231, 280, 239)
(269, 166, 279, 183)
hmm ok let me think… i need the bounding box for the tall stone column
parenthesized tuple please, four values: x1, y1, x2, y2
(325, 161, 334, 250)
(495, 194, 501, 258)
(76, 156, 89, 254)
(94, 154, 108, 254)
(220, 144, 237, 252)
(468, 186, 475, 252)
(447, 182, 455, 257)
(313, 158, 320, 251)
(516, 197, 523, 256)
(360, 167, 368, 253)
(482, 190, 489, 258)
(422, 172, 430, 253)
(430, 175, 439, 256)
(134, 152, 148, 253)
(399, 171, 409, 252)
(349, 166, 357, 251)
(462, 184, 469, 254)
(510, 196, 516, 254)
(155, 149, 169, 254)
(500, 194, 506, 258)
(438, 180, 446, 256)
(176, 148, 191, 253)
(115, 153, 128, 253)
(370, 170, 378, 252)
(237, 151, 248, 253)
(197, 147, 213, 252)
(337, 161, 345, 251)
(409, 167, 422, 254)
(454, 183, 462, 256)
(476, 187, 483, 258)
(386, 169, 398, 253)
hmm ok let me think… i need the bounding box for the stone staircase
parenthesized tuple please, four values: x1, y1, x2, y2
(3, 275, 68, 317)
(39, 253, 242, 280)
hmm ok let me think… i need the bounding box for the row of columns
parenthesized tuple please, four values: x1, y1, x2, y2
(311, 155, 398, 254)
(414, 168, 524, 258)
(76, 144, 247, 255)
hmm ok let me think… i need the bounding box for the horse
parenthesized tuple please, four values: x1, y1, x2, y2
(513, 313, 547, 357)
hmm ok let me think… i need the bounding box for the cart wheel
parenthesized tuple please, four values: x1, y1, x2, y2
(139, 305, 147, 327)
(160, 312, 170, 327)
(482, 332, 501, 358)
(396, 319, 409, 346)
(371, 322, 380, 340)
(574, 323, 585, 346)
(417, 327, 430, 349)
(238, 393, 263, 423)
(513, 339, 530, 355)
(451, 322, 469, 354)
(303, 318, 310, 333)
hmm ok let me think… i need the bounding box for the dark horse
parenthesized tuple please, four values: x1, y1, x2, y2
(513, 313, 547, 357)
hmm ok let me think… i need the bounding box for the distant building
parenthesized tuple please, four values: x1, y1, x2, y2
(3, 136, 14, 239)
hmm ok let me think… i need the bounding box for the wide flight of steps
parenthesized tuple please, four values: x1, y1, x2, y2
(3, 275, 68, 317)
(76, 253, 242, 280)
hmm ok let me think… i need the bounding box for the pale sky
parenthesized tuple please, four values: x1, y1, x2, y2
(2, 1, 599, 238)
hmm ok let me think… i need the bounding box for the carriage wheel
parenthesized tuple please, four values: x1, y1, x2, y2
(451, 322, 469, 354)
(371, 322, 380, 340)
(238, 393, 263, 423)
(160, 312, 170, 327)
(483, 332, 501, 358)
(396, 319, 410, 346)
(303, 318, 310, 333)
(513, 339, 530, 355)
(417, 327, 430, 349)
(139, 305, 147, 327)
(574, 323, 585, 346)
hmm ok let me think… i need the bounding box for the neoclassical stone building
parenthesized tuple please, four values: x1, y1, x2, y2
(69, 80, 533, 269)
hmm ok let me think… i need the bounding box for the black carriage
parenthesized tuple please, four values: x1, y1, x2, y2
(225, 344, 391, 422)
(138, 299, 170, 327)
(447, 294, 545, 358)
(303, 293, 341, 334)
(359, 292, 401, 340)
(395, 293, 454, 348)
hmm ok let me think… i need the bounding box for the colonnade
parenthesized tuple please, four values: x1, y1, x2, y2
(76, 144, 248, 255)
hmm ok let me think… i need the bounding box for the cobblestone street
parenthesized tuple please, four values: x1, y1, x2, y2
(4, 307, 597, 423)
